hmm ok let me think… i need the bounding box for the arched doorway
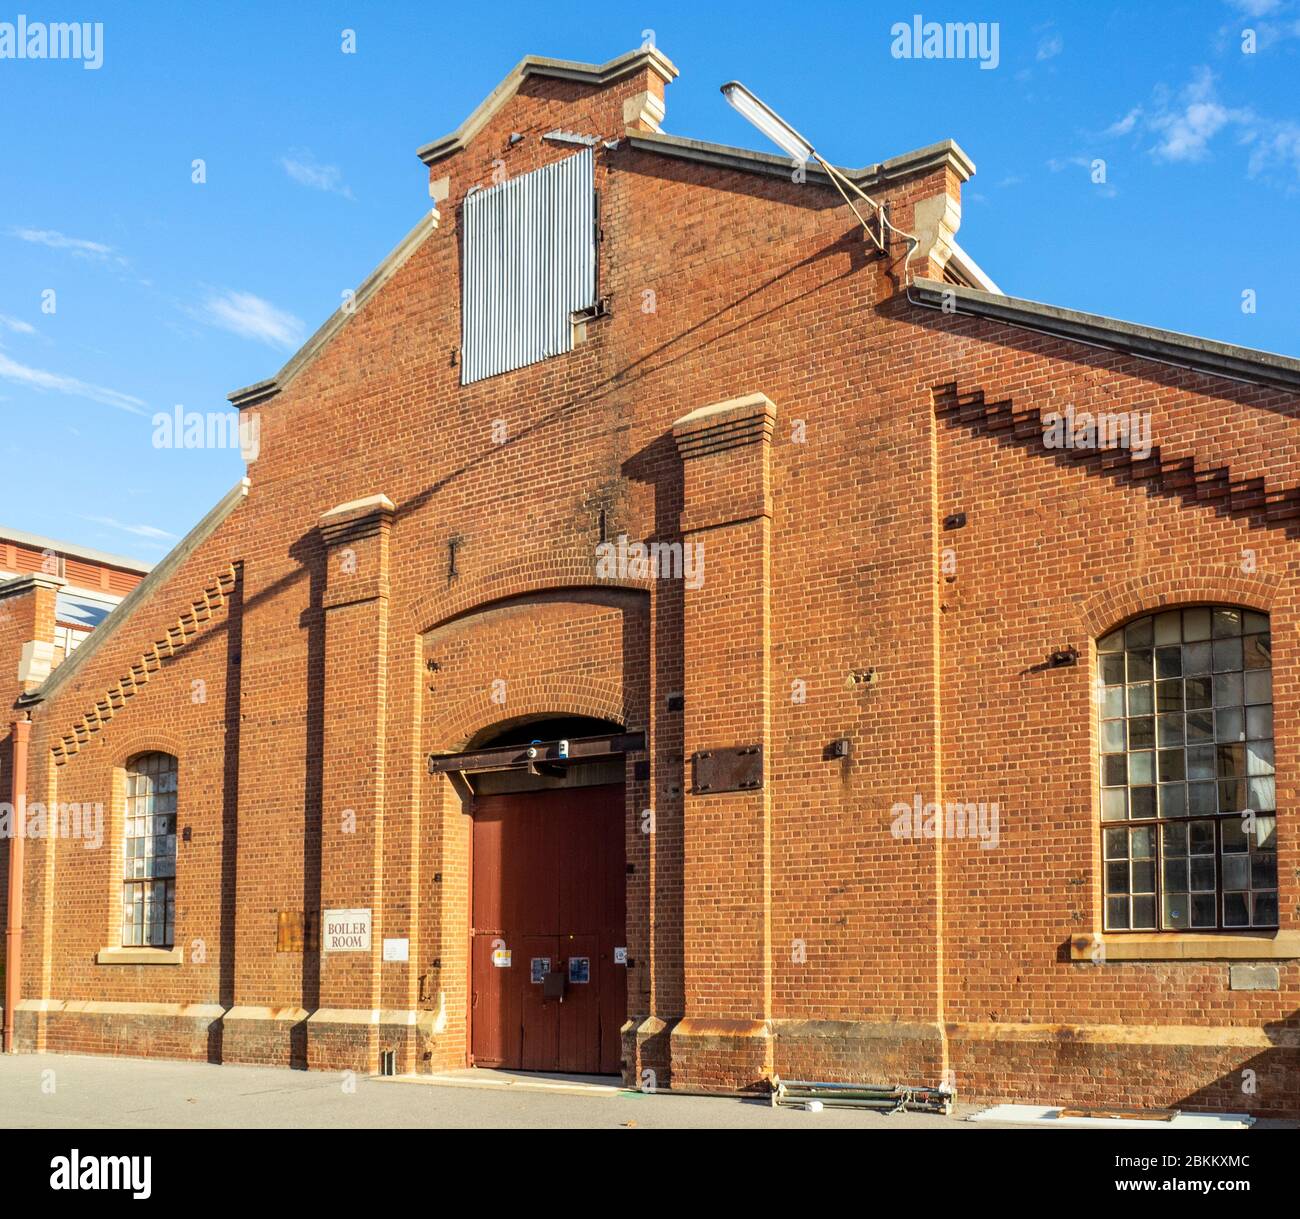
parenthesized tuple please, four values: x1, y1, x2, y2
(462, 715, 628, 1075)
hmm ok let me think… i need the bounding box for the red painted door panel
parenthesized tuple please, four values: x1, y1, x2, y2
(520, 936, 560, 1070)
(557, 933, 600, 1073)
(470, 784, 625, 1074)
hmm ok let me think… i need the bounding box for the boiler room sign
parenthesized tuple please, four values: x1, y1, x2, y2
(323, 909, 372, 953)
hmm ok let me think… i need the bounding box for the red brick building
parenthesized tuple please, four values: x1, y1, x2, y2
(4, 47, 1299, 1114)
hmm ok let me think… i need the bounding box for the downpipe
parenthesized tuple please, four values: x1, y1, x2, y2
(3, 718, 30, 1053)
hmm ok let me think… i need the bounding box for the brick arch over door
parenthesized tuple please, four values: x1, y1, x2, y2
(1077, 566, 1283, 639)
(427, 675, 634, 753)
(408, 566, 652, 638)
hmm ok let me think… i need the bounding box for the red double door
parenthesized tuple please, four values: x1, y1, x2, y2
(470, 784, 626, 1075)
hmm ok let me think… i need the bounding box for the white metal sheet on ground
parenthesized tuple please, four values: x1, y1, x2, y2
(970, 1103, 1254, 1129)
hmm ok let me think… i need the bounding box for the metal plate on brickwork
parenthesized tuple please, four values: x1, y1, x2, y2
(691, 745, 763, 794)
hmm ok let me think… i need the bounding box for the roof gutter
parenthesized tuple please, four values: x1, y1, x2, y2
(910, 279, 1300, 393)
(624, 130, 975, 190)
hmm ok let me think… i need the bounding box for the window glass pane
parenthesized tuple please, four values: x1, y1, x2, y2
(1248, 777, 1276, 812)
(1127, 651, 1154, 682)
(1220, 726, 1246, 760)
(1161, 821, 1187, 854)
(1212, 638, 1242, 672)
(1157, 715, 1184, 746)
(1153, 612, 1181, 644)
(1163, 893, 1190, 929)
(1155, 648, 1182, 679)
(1186, 746, 1215, 780)
(1098, 629, 1124, 653)
(1182, 641, 1212, 675)
(1189, 820, 1215, 854)
(1101, 654, 1126, 685)
(1185, 711, 1214, 743)
(1213, 673, 1242, 706)
(1182, 608, 1211, 641)
(1156, 680, 1183, 712)
(1158, 784, 1186, 817)
(1246, 706, 1272, 741)
(1243, 634, 1271, 670)
(1126, 617, 1154, 648)
(1130, 787, 1156, 819)
(1157, 750, 1185, 781)
(1212, 609, 1242, 637)
(1254, 892, 1278, 926)
(1128, 718, 1155, 750)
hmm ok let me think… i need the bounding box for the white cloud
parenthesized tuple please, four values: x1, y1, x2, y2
(81, 515, 178, 542)
(0, 314, 36, 335)
(0, 352, 146, 414)
(1106, 107, 1143, 137)
(1105, 67, 1300, 183)
(1227, 0, 1282, 16)
(199, 290, 305, 350)
(1036, 33, 1063, 61)
(9, 227, 127, 265)
(280, 150, 354, 199)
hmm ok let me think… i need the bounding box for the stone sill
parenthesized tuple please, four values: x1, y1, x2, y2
(96, 946, 182, 966)
(1070, 931, 1300, 962)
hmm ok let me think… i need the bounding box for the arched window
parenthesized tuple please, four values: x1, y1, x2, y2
(1098, 607, 1276, 931)
(121, 752, 178, 948)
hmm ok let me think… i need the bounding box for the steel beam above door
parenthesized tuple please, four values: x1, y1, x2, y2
(427, 731, 645, 776)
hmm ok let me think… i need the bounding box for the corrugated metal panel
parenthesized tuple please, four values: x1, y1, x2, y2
(461, 148, 595, 385)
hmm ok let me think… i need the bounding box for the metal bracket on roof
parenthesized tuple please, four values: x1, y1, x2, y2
(543, 129, 601, 147)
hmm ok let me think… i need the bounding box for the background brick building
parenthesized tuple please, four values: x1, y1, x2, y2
(4, 47, 1298, 1115)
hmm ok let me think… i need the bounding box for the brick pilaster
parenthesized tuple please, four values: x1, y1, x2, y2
(311, 494, 394, 1070)
(669, 393, 777, 1090)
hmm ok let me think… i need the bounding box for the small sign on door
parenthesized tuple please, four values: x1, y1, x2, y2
(530, 957, 551, 984)
(568, 956, 590, 984)
(492, 946, 512, 968)
(614, 947, 628, 965)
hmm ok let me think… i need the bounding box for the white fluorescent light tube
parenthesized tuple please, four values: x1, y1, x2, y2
(720, 80, 815, 165)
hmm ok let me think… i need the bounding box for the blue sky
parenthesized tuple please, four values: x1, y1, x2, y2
(2, 0, 1298, 564)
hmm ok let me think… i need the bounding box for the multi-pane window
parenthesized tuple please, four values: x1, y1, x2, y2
(1098, 607, 1277, 931)
(121, 752, 177, 948)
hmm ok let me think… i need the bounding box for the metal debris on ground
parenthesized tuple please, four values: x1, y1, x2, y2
(771, 1077, 954, 1115)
